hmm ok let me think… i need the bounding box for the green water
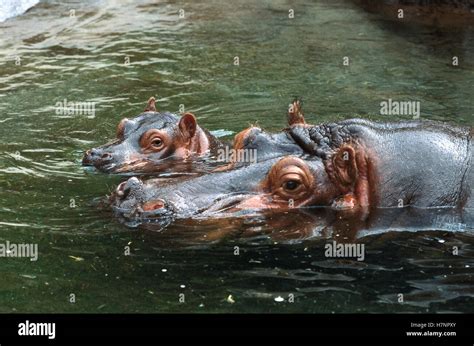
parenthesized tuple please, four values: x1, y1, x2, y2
(0, 0, 473, 313)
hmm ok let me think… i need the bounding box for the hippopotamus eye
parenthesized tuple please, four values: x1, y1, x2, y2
(284, 180, 300, 191)
(277, 175, 307, 200)
(151, 138, 163, 148)
(265, 157, 314, 203)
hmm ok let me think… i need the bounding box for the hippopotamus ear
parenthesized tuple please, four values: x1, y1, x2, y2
(179, 112, 197, 140)
(332, 146, 358, 189)
(287, 99, 306, 126)
(144, 97, 157, 112)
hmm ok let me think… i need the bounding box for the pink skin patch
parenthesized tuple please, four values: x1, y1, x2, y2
(331, 193, 357, 210)
(142, 200, 165, 211)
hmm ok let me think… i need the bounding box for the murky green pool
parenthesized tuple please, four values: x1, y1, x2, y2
(0, 0, 473, 313)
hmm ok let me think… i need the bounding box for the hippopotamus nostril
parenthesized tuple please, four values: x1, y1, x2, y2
(142, 199, 166, 211)
(83, 148, 103, 165)
(90, 148, 101, 157)
(82, 148, 103, 166)
(117, 177, 142, 197)
(126, 176, 142, 189)
(127, 177, 145, 194)
(116, 181, 127, 197)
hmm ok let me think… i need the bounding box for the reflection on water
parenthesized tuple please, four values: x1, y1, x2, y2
(0, 0, 39, 23)
(0, 0, 472, 312)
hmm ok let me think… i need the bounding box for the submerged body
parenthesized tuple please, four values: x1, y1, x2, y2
(110, 118, 473, 228)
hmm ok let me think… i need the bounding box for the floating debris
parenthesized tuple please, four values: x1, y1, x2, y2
(68, 255, 84, 262)
(226, 295, 235, 304)
(20, 274, 36, 279)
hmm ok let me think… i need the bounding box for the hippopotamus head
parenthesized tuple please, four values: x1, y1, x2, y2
(111, 143, 370, 226)
(218, 126, 304, 168)
(110, 100, 373, 224)
(82, 97, 218, 174)
(213, 99, 308, 169)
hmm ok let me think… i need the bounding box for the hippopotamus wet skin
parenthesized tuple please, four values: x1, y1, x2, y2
(110, 116, 472, 226)
(82, 97, 223, 174)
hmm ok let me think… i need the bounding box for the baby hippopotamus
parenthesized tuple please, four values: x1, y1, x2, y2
(111, 117, 473, 226)
(82, 97, 222, 173)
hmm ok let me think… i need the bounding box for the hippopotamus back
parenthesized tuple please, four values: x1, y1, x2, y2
(288, 119, 472, 209)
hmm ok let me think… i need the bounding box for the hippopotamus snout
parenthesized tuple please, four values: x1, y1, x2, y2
(82, 147, 115, 168)
(110, 156, 337, 224)
(112, 177, 176, 222)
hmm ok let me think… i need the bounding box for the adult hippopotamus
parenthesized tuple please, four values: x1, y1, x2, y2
(110, 117, 473, 226)
(82, 97, 223, 173)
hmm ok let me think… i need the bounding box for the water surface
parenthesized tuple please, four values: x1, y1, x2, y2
(0, 0, 473, 313)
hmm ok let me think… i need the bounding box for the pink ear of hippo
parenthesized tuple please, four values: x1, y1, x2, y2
(144, 97, 157, 112)
(332, 146, 358, 189)
(179, 112, 197, 140)
(326, 145, 371, 211)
